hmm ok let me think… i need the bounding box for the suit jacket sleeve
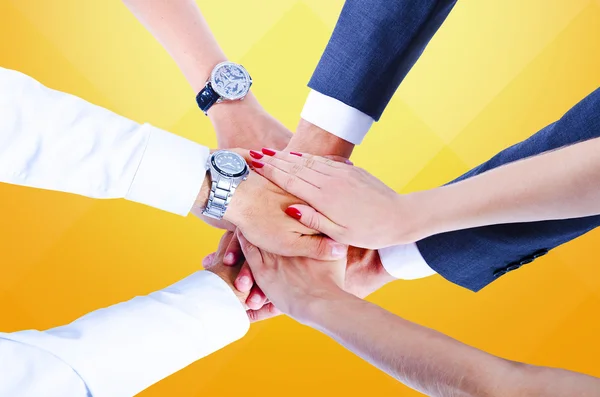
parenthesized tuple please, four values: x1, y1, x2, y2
(416, 88, 600, 292)
(308, 0, 458, 120)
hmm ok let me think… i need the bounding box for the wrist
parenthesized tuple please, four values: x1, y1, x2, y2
(392, 192, 430, 244)
(205, 266, 250, 306)
(287, 119, 354, 158)
(191, 170, 212, 215)
(290, 287, 353, 326)
(220, 171, 258, 226)
(396, 189, 451, 243)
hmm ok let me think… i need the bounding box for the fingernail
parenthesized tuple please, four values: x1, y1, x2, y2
(224, 253, 235, 264)
(249, 150, 264, 159)
(332, 243, 347, 258)
(284, 207, 302, 220)
(250, 294, 263, 303)
(251, 160, 264, 169)
(345, 159, 353, 165)
(202, 253, 215, 267)
(238, 276, 251, 286)
(262, 148, 276, 156)
(290, 151, 302, 157)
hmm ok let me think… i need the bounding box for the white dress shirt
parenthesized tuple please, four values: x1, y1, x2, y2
(301, 90, 437, 280)
(0, 67, 249, 397)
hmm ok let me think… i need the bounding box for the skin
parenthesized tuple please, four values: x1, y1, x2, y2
(237, 235, 600, 397)
(254, 138, 600, 249)
(190, 162, 347, 261)
(122, 0, 292, 150)
(123, 0, 390, 313)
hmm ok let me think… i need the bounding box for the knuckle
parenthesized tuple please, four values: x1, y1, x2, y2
(304, 156, 316, 169)
(308, 214, 321, 231)
(283, 175, 296, 191)
(290, 162, 304, 176)
(316, 238, 329, 257)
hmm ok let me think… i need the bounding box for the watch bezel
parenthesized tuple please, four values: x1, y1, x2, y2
(210, 61, 252, 101)
(210, 151, 248, 178)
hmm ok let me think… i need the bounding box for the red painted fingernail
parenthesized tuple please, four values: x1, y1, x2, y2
(285, 207, 302, 220)
(290, 151, 302, 157)
(251, 160, 264, 168)
(249, 150, 264, 159)
(262, 148, 276, 156)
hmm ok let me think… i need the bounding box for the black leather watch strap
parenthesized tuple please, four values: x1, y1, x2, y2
(196, 83, 221, 115)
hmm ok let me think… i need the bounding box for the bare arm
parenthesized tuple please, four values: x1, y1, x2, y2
(302, 291, 600, 397)
(122, 0, 291, 149)
(237, 234, 600, 397)
(250, 137, 600, 248)
(413, 136, 600, 237)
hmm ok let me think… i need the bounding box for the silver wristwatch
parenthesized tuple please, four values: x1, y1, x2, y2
(202, 150, 249, 220)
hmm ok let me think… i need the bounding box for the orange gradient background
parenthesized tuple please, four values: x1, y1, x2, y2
(1, 0, 600, 396)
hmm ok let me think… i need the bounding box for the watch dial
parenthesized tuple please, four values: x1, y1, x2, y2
(211, 62, 251, 100)
(214, 151, 246, 175)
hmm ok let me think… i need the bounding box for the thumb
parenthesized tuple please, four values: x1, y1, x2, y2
(296, 234, 347, 260)
(285, 204, 341, 240)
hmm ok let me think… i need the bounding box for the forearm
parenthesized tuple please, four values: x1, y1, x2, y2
(300, 291, 510, 396)
(410, 137, 600, 238)
(123, 0, 225, 92)
(301, 291, 600, 397)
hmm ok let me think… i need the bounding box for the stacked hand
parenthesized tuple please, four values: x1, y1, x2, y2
(251, 149, 424, 248)
(201, 102, 399, 319)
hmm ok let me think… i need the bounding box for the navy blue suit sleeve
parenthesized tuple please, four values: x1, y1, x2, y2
(416, 88, 600, 292)
(308, 0, 458, 120)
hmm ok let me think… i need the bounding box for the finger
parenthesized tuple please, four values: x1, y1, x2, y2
(252, 160, 321, 203)
(237, 233, 264, 272)
(296, 234, 348, 260)
(202, 252, 216, 269)
(261, 148, 346, 175)
(263, 155, 328, 187)
(284, 204, 343, 240)
(324, 155, 353, 166)
(246, 285, 267, 310)
(247, 303, 282, 323)
(234, 261, 254, 293)
(223, 230, 243, 266)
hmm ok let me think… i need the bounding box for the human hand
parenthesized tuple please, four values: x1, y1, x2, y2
(237, 233, 347, 323)
(252, 149, 421, 249)
(198, 169, 347, 260)
(219, 239, 394, 321)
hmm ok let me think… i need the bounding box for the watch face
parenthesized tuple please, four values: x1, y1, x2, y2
(210, 62, 252, 100)
(212, 151, 248, 177)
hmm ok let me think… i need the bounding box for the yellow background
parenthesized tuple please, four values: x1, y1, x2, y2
(1, 0, 600, 396)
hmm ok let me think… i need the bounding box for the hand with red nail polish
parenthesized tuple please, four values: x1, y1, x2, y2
(252, 150, 423, 249)
(219, 171, 348, 261)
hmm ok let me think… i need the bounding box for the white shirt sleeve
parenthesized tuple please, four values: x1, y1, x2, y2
(0, 67, 208, 216)
(0, 270, 249, 397)
(378, 243, 437, 280)
(300, 90, 374, 145)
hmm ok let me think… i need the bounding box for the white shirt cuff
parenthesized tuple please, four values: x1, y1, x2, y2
(0, 271, 249, 397)
(125, 124, 210, 216)
(378, 243, 437, 280)
(301, 90, 374, 145)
